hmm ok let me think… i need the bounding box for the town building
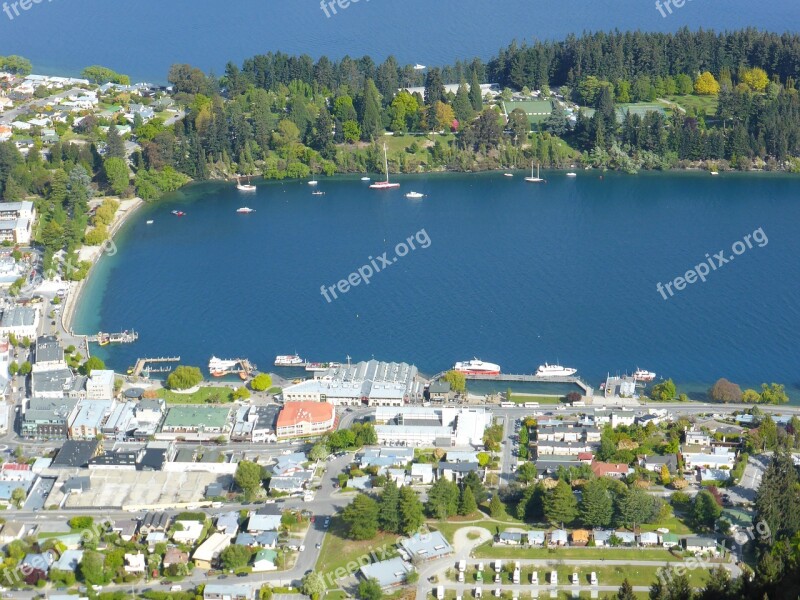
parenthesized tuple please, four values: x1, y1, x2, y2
(193, 533, 232, 569)
(21, 397, 78, 439)
(69, 399, 115, 439)
(203, 584, 253, 600)
(159, 406, 232, 440)
(0, 306, 39, 338)
(0, 201, 35, 244)
(359, 556, 413, 589)
(32, 335, 67, 372)
(50, 440, 100, 468)
(281, 360, 424, 406)
(85, 369, 115, 400)
(231, 405, 279, 442)
(398, 531, 453, 562)
(373, 406, 491, 448)
(275, 401, 335, 439)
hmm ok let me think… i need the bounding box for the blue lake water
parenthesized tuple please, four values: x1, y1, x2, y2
(74, 172, 800, 398)
(1, 0, 799, 81)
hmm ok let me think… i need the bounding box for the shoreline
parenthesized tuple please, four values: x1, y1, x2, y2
(60, 197, 146, 344)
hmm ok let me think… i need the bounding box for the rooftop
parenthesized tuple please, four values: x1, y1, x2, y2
(51, 440, 99, 468)
(162, 405, 231, 430)
(276, 401, 334, 428)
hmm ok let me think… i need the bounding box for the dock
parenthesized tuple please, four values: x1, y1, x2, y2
(211, 359, 257, 379)
(130, 356, 180, 377)
(429, 371, 593, 396)
(87, 330, 138, 344)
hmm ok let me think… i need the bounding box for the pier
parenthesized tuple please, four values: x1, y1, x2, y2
(87, 330, 139, 344)
(130, 356, 181, 377)
(211, 359, 257, 379)
(429, 371, 593, 396)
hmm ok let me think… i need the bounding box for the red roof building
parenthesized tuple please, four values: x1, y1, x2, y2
(590, 460, 630, 479)
(276, 402, 335, 440)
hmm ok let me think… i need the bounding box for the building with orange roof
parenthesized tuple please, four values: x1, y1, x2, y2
(276, 401, 335, 440)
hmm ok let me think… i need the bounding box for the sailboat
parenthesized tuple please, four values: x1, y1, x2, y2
(236, 176, 256, 192)
(524, 161, 545, 183)
(370, 143, 400, 189)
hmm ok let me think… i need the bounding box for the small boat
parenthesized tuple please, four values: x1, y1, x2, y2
(710, 171, 719, 176)
(413, 64, 426, 70)
(370, 143, 400, 189)
(171, 210, 186, 217)
(633, 368, 657, 382)
(453, 358, 501, 376)
(536, 363, 578, 377)
(566, 172, 577, 177)
(361, 176, 371, 181)
(503, 173, 514, 177)
(405, 191, 424, 199)
(209, 356, 239, 377)
(311, 190, 326, 196)
(146, 220, 154, 224)
(236, 207, 255, 214)
(236, 176, 256, 192)
(525, 161, 545, 183)
(307, 180, 319, 186)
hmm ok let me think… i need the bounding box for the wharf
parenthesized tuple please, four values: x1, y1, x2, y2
(429, 371, 593, 396)
(87, 330, 138, 344)
(130, 356, 180, 377)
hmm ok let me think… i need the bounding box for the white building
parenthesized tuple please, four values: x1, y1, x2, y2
(0, 306, 39, 339)
(281, 360, 424, 406)
(374, 406, 491, 448)
(86, 370, 115, 400)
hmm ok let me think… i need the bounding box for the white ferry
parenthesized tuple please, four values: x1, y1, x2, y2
(275, 354, 304, 366)
(536, 363, 577, 377)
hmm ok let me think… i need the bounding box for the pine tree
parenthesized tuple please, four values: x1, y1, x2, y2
(105, 124, 126, 160)
(469, 70, 483, 111)
(360, 79, 382, 141)
(342, 493, 380, 540)
(424, 68, 445, 106)
(544, 480, 578, 526)
(616, 579, 636, 600)
(755, 451, 800, 540)
(452, 82, 474, 124)
(399, 486, 425, 535)
(580, 479, 613, 528)
(489, 493, 504, 518)
(426, 478, 460, 519)
(459, 485, 477, 516)
(378, 479, 401, 534)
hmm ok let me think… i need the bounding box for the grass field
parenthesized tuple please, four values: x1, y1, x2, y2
(431, 521, 492, 544)
(316, 515, 402, 588)
(638, 514, 695, 535)
(472, 542, 684, 562)
(508, 394, 564, 405)
(664, 94, 719, 116)
(156, 386, 234, 404)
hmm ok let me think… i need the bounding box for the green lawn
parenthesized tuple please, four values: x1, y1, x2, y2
(472, 542, 684, 562)
(664, 94, 719, 116)
(316, 515, 402, 588)
(508, 394, 564, 405)
(156, 386, 234, 404)
(430, 521, 492, 544)
(639, 514, 695, 536)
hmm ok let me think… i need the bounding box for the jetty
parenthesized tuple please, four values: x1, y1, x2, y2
(211, 359, 257, 379)
(87, 330, 138, 344)
(429, 371, 593, 396)
(130, 356, 180, 377)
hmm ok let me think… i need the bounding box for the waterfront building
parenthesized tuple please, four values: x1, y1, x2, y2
(231, 404, 279, 443)
(158, 405, 232, 440)
(281, 360, 423, 406)
(275, 401, 335, 439)
(85, 369, 115, 400)
(373, 406, 491, 447)
(68, 399, 115, 440)
(32, 335, 67, 372)
(31, 368, 76, 399)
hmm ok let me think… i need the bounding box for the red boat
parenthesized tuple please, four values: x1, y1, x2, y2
(171, 210, 186, 217)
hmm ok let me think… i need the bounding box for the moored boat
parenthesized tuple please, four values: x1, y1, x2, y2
(536, 363, 577, 377)
(209, 356, 239, 377)
(525, 161, 545, 183)
(171, 210, 186, 217)
(453, 358, 501, 376)
(236, 207, 255, 213)
(305, 362, 341, 372)
(370, 143, 400, 189)
(405, 191, 424, 199)
(275, 354, 304, 366)
(633, 368, 657, 382)
(236, 176, 257, 192)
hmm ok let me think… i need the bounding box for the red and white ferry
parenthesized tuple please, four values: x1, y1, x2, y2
(452, 358, 501, 376)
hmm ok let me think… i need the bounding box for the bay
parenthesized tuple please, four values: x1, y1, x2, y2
(73, 171, 800, 399)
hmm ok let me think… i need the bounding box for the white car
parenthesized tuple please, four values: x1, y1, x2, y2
(590, 572, 598, 585)
(571, 572, 579, 585)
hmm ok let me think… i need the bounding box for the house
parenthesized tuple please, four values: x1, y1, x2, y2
(427, 380, 451, 401)
(203, 583, 254, 600)
(614, 531, 636, 546)
(592, 529, 613, 547)
(398, 531, 453, 562)
(111, 520, 139, 542)
(0, 522, 27, 543)
(172, 520, 205, 545)
(639, 532, 660, 546)
(252, 549, 278, 572)
(498, 531, 523, 545)
(410, 463, 434, 484)
(571, 530, 590, 546)
(527, 530, 546, 546)
(683, 536, 718, 555)
(438, 462, 482, 483)
(662, 533, 680, 548)
(163, 547, 189, 568)
(124, 553, 146, 574)
(682, 447, 735, 470)
(700, 468, 731, 482)
(590, 461, 631, 479)
(446, 451, 479, 463)
(349, 475, 372, 490)
(193, 533, 232, 569)
(247, 513, 281, 533)
(235, 532, 278, 549)
(140, 511, 170, 534)
(685, 429, 712, 446)
(51, 549, 83, 573)
(20, 553, 53, 584)
(640, 454, 678, 474)
(359, 556, 413, 589)
(215, 511, 240, 535)
(549, 530, 568, 546)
